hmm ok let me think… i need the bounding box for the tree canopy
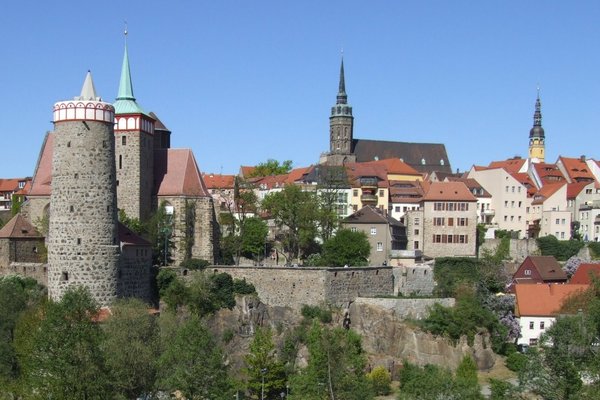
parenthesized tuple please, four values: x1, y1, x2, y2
(248, 159, 293, 177)
(320, 228, 370, 267)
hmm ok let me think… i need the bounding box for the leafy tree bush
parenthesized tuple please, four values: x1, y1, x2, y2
(248, 159, 293, 178)
(180, 258, 210, 270)
(301, 304, 333, 323)
(243, 327, 287, 399)
(233, 278, 256, 295)
(536, 235, 584, 261)
(433, 257, 480, 297)
(505, 351, 527, 372)
(398, 360, 482, 400)
(366, 366, 391, 395)
(320, 229, 370, 267)
(156, 268, 177, 297)
(588, 241, 600, 259)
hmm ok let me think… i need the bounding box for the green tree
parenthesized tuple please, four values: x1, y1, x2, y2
(288, 322, 373, 400)
(536, 235, 585, 261)
(248, 159, 293, 177)
(321, 229, 370, 267)
(118, 209, 144, 235)
(244, 327, 287, 399)
(147, 201, 175, 266)
(156, 315, 234, 399)
(102, 298, 159, 399)
(240, 216, 269, 262)
(366, 366, 391, 395)
(315, 166, 349, 242)
(262, 184, 319, 264)
(398, 361, 482, 400)
(18, 287, 113, 399)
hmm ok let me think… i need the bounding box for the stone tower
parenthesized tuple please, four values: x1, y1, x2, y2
(47, 72, 120, 305)
(528, 89, 545, 162)
(327, 58, 356, 166)
(114, 36, 156, 221)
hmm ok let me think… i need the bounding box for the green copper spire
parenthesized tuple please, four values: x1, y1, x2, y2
(114, 30, 146, 115)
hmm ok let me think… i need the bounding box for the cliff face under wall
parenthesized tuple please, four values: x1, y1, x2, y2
(209, 295, 496, 375)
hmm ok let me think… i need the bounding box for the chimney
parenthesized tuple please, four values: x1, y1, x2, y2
(581, 155, 586, 162)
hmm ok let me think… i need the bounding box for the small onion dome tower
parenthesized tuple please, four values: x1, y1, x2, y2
(528, 88, 546, 163)
(330, 57, 354, 156)
(48, 71, 120, 306)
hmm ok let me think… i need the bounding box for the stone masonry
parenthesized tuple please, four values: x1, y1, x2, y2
(47, 104, 120, 305)
(207, 266, 393, 309)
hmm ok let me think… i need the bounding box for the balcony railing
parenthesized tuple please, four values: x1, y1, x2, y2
(359, 177, 378, 188)
(360, 194, 378, 203)
(482, 209, 495, 216)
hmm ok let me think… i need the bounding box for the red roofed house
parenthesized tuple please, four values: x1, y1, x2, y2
(406, 181, 478, 258)
(556, 156, 597, 184)
(515, 283, 588, 346)
(0, 177, 31, 212)
(570, 263, 600, 285)
(510, 256, 568, 291)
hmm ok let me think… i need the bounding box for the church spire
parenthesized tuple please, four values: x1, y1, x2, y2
(336, 57, 348, 105)
(117, 32, 135, 102)
(113, 28, 146, 115)
(78, 70, 99, 101)
(528, 86, 546, 162)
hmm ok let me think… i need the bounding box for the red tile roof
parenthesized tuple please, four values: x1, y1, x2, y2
(0, 214, 43, 238)
(29, 133, 54, 197)
(446, 177, 491, 198)
(202, 173, 235, 189)
(532, 163, 566, 186)
(422, 181, 477, 202)
(488, 158, 527, 174)
(531, 182, 566, 205)
(511, 172, 537, 197)
(154, 149, 209, 197)
(239, 166, 257, 178)
(566, 182, 590, 199)
(525, 256, 568, 281)
(570, 263, 600, 285)
(515, 284, 589, 316)
(345, 163, 389, 188)
(358, 158, 421, 176)
(559, 156, 596, 182)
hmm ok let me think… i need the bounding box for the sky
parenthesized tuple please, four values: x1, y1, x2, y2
(1, 1, 600, 178)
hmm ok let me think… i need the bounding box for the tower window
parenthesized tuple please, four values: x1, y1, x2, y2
(103, 140, 107, 148)
(107, 206, 110, 212)
(74, 173, 78, 179)
(122, 136, 126, 145)
(69, 205, 74, 213)
(119, 155, 122, 169)
(61, 272, 69, 282)
(67, 141, 71, 148)
(77, 238, 81, 245)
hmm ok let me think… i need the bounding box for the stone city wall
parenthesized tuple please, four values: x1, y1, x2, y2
(393, 264, 435, 296)
(118, 245, 153, 302)
(479, 238, 539, 262)
(0, 262, 48, 286)
(205, 266, 394, 309)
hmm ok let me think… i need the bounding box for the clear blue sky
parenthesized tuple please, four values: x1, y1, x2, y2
(1, 1, 600, 178)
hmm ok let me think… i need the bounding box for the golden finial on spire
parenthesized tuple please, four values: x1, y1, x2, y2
(124, 20, 128, 36)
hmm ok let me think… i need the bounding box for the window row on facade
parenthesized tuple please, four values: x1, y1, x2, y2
(433, 202, 470, 211)
(432, 234, 469, 244)
(432, 217, 469, 226)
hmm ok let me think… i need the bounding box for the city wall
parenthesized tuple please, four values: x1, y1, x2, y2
(479, 238, 539, 262)
(206, 266, 394, 309)
(353, 297, 455, 320)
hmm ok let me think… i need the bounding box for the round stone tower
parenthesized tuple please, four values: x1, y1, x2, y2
(47, 71, 120, 306)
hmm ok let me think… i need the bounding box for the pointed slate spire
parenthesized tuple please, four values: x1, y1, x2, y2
(78, 70, 99, 101)
(113, 29, 146, 115)
(336, 57, 348, 105)
(117, 40, 135, 101)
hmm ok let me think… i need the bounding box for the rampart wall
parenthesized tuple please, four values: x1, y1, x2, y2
(353, 297, 455, 320)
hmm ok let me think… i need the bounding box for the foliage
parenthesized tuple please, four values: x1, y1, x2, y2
(320, 228, 370, 267)
(156, 268, 177, 297)
(248, 159, 293, 177)
(117, 209, 144, 235)
(262, 184, 320, 263)
(489, 379, 523, 400)
(433, 257, 480, 297)
(301, 304, 333, 324)
(240, 216, 269, 261)
(180, 258, 210, 270)
(588, 241, 600, 259)
(315, 166, 349, 241)
(182, 198, 197, 262)
(366, 366, 391, 395)
(156, 315, 234, 399)
(17, 287, 113, 399)
(506, 351, 527, 372)
(398, 360, 482, 400)
(0, 276, 44, 383)
(475, 223, 487, 253)
(536, 235, 585, 261)
(233, 278, 256, 295)
(288, 322, 373, 400)
(10, 195, 23, 216)
(420, 291, 504, 350)
(102, 298, 159, 399)
(495, 229, 519, 239)
(146, 201, 175, 266)
(243, 327, 287, 399)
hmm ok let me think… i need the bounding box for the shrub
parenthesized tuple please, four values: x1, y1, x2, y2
(589, 242, 600, 259)
(536, 236, 584, 261)
(366, 366, 391, 395)
(301, 304, 332, 323)
(505, 351, 527, 372)
(156, 269, 177, 297)
(233, 278, 256, 295)
(180, 258, 210, 270)
(222, 328, 235, 344)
